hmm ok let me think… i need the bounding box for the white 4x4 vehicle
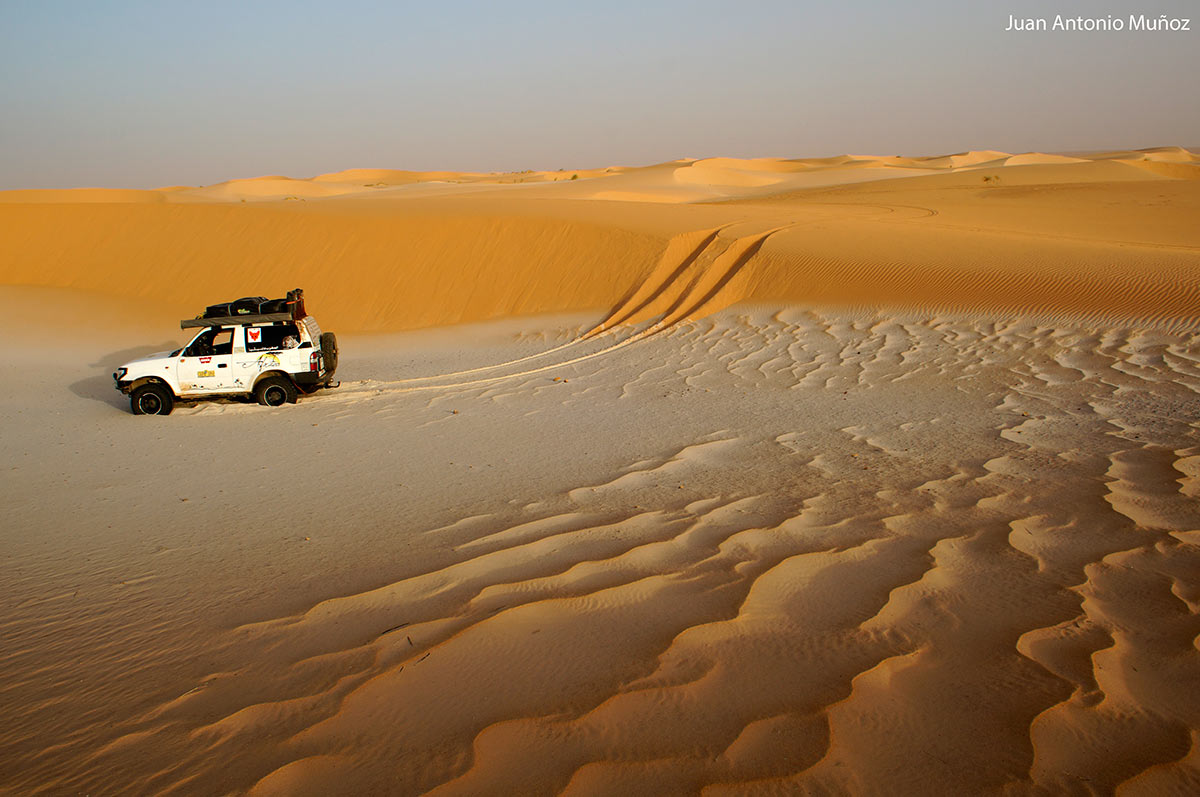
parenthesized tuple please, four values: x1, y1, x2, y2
(114, 289, 338, 415)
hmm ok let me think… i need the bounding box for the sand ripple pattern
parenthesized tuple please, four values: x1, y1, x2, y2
(4, 311, 1199, 795)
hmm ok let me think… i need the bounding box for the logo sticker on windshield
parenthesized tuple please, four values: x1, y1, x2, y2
(247, 329, 262, 344)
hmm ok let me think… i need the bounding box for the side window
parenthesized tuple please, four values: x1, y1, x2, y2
(183, 329, 234, 357)
(246, 324, 299, 352)
(212, 329, 233, 355)
(183, 329, 216, 357)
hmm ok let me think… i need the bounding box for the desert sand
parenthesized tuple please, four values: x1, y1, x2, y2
(1, 148, 1199, 794)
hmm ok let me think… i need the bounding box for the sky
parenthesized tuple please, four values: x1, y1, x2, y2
(1, 0, 1197, 189)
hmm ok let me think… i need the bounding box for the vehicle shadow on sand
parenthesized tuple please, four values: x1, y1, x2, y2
(71, 343, 180, 411)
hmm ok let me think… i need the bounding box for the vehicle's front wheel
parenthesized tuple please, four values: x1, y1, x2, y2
(130, 383, 174, 416)
(255, 376, 297, 407)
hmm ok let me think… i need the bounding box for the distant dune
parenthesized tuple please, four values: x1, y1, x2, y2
(1, 147, 1197, 332)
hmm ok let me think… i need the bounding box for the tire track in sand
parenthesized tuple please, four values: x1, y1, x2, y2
(332, 223, 796, 397)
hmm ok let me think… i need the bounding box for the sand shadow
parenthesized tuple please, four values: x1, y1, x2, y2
(71, 342, 180, 411)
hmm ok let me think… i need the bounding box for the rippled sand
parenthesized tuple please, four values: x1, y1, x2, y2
(3, 303, 1198, 793)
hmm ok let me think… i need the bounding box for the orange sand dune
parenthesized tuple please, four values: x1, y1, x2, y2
(1, 147, 1197, 332)
(0, 187, 167, 203)
(183, 175, 369, 201)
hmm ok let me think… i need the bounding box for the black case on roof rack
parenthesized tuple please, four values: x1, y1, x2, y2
(182, 288, 307, 329)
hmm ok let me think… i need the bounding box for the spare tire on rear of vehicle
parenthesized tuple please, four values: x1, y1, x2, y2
(319, 332, 338, 380)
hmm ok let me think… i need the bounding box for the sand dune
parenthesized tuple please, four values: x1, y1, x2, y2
(1002, 152, 1088, 166)
(1, 147, 1199, 793)
(183, 175, 369, 201)
(311, 168, 479, 185)
(0, 187, 168, 203)
(1, 147, 1197, 333)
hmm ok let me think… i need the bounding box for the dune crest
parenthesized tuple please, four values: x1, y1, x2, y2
(1, 146, 1197, 332)
(0, 187, 167, 203)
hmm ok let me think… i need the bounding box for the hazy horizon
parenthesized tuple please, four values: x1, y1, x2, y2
(2, 0, 1197, 190)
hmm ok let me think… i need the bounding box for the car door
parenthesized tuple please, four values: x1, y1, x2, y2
(178, 327, 236, 393)
(239, 323, 300, 383)
(231, 326, 264, 391)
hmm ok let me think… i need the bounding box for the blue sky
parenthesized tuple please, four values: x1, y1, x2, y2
(1, 0, 1197, 188)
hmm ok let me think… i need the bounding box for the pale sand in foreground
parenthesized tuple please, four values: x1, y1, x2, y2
(2, 297, 1198, 794)
(1, 148, 1199, 793)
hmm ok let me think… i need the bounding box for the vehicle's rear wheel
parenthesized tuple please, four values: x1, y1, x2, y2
(256, 376, 297, 407)
(319, 332, 338, 380)
(130, 383, 174, 416)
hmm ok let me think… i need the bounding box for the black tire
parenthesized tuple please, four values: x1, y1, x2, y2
(319, 332, 338, 380)
(130, 383, 173, 416)
(255, 375, 297, 407)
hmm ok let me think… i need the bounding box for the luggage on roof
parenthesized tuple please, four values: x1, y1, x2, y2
(204, 296, 269, 318)
(197, 289, 306, 322)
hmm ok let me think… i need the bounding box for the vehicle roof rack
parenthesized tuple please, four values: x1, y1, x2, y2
(181, 288, 308, 329)
(181, 313, 293, 329)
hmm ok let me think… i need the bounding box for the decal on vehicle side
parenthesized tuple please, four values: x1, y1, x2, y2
(200, 356, 212, 364)
(247, 329, 263, 344)
(197, 370, 215, 378)
(257, 353, 280, 370)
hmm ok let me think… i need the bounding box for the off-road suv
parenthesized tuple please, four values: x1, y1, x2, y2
(114, 288, 338, 415)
